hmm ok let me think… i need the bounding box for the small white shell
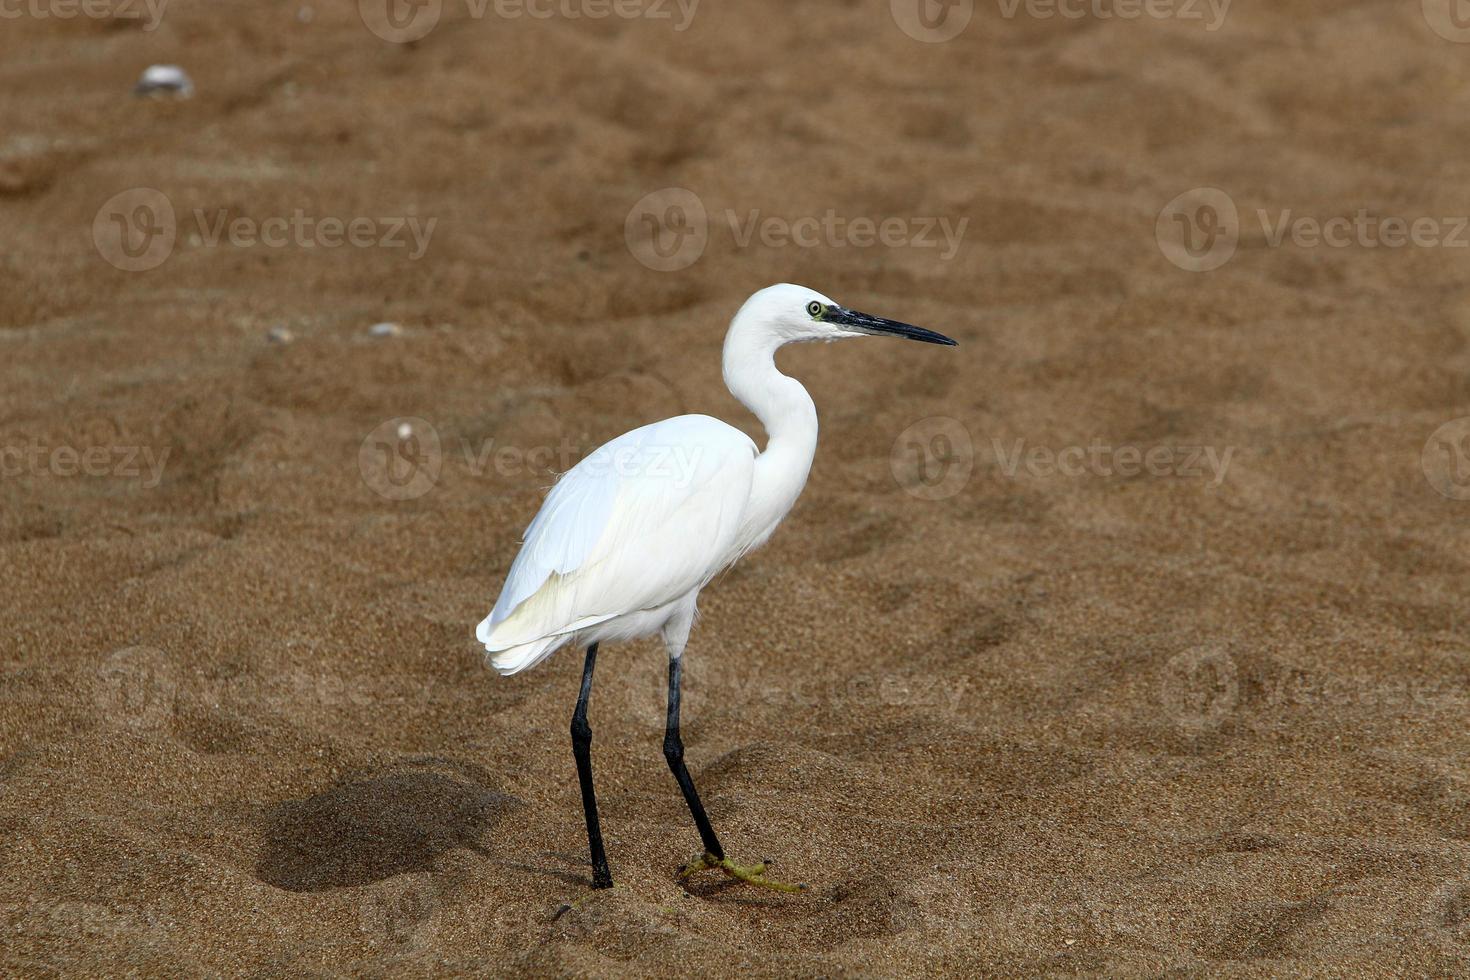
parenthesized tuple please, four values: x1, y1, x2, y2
(368, 322, 403, 338)
(134, 64, 194, 98)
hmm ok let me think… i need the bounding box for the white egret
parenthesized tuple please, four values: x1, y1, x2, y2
(477, 283, 956, 891)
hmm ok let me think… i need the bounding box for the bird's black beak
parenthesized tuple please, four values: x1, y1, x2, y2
(826, 306, 957, 346)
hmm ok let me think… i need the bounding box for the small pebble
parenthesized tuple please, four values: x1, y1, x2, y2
(369, 322, 403, 338)
(267, 326, 294, 344)
(134, 65, 194, 99)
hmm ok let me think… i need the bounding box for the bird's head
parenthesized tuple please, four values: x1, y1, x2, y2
(735, 283, 957, 347)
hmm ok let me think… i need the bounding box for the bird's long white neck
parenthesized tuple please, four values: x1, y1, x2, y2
(722, 316, 818, 548)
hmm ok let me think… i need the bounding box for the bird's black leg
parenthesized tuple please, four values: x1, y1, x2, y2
(666, 657, 805, 892)
(571, 642, 613, 889)
(663, 656, 725, 860)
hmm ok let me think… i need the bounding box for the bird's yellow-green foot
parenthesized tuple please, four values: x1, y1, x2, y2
(680, 852, 806, 893)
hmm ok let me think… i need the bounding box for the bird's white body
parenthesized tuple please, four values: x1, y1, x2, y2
(478, 414, 758, 673)
(478, 285, 825, 674)
(478, 283, 955, 676)
(474, 283, 955, 892)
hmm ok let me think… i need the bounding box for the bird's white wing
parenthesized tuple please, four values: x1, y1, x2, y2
(478, 414, 757, 651)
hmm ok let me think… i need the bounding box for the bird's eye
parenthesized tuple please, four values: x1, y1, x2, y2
(806, 301, 823, 318)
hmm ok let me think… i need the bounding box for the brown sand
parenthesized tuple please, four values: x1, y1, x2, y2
(4, 0, 1470, 975)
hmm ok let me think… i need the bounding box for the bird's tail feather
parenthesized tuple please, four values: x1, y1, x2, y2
(485, 634, 567, 676)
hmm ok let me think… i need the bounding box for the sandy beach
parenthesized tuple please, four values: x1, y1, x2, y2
(3, 0, 1470, 974)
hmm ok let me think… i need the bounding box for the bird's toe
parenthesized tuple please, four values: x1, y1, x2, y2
(679, 851, 805, 893)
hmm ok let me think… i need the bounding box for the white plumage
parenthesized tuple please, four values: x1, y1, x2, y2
(477, 283, 956, 676)
(473, 282, 955, 893)
(477, 415, 757, 674)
